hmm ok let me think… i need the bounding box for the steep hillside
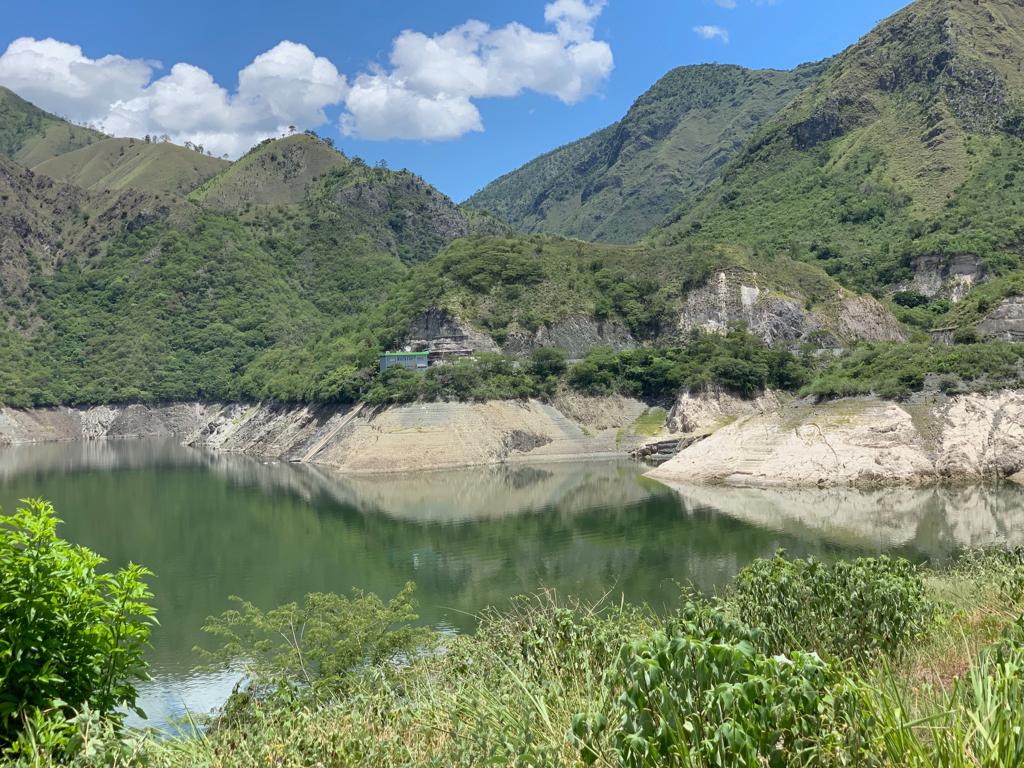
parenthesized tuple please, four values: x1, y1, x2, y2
(0, 134, 509, 406)
(33, 138, 228, 196)
(655, 0, 1024, 313)
(465, 63, 823, 243)
(0, 156, 194, 318)
(0, 86, 104, 165)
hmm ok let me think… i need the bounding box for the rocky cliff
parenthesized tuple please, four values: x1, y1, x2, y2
(676, 270, 904, 347)
(4, 389, 1023, 487)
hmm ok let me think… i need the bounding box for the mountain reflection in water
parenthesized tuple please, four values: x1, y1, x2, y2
(0, 438, 1021, 730)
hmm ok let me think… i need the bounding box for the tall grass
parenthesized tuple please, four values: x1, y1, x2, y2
(13, 551, 1024, 767)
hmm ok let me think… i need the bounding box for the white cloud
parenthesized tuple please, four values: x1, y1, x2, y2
(340, 0, 613, 140)
(0, 1, 612, 153)
(0, 37, 152, 122)
(0, 38, 346, 157)
(342, 77, 482, 141)
(713, 0, 737, 8)
(693, 25, 730, 43)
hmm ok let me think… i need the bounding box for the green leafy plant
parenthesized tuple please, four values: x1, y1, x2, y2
(730, 553, 934, 664)
(197, 582, 431, 700)
(0, 499, 155, 753)
(579, 600, 865, 767)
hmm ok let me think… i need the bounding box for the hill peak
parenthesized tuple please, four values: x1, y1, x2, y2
(190, 133, 348, 210)
(32, 137, 228, 196)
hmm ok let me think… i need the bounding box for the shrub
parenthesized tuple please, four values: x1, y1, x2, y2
(729, 553, 934, 664)
(528, 347, 568, 379)
(0, 500, 155, 753)
(197, 583, 431, 700)
(578, 601, 866, 767)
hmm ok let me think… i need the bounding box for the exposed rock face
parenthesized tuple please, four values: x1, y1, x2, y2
(193, 399, 651, 474)
(937, 393, 1024, 479)
(667, 389, 782, 434)
(910, 253, 986, 303)
(406, 308, 500, 353)
(0, 396, 654, 474)
(678, 272, 813, 345)
(0, 403, 223, 445)
(977, 296, 1024, 342)
(677, 271, 903, 347)
(837, 296, 906, 342)
(649, 391, 1024, 488)
(551, 392, 649, 431)
(503, 315, 637, 359)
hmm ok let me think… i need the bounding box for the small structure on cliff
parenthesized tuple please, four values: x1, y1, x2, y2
(379, 345, 474, 372)
(379, 351, 430, 372)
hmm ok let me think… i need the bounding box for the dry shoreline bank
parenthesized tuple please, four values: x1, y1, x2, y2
(1, 390, 1022, 487)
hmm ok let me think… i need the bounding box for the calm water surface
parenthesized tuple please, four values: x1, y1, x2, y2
(1, 438, 1022, 730)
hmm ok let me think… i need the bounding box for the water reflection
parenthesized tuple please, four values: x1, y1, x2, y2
(0, 439, 1021, 730)
(662, 482, 1024, 560)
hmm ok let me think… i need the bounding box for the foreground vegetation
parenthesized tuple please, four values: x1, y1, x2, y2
(5, 500, 1024, 766)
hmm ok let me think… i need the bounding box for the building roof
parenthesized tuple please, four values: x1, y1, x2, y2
(380, 351, 430, 358)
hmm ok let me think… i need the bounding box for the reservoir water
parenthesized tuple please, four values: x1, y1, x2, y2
(1, 438, 1022, 730)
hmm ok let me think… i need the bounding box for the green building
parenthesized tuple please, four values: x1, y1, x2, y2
(379, 351, 430, 372)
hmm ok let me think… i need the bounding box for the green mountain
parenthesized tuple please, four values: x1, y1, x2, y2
(32, 137, 228, 196)
(655, 0, 1024, 305)
(465, 63, 824, 243)
(0, 128, 515, 406)
(191, 134, 346, 209)
(3, 0, 1024, 410)
(0, 86, 104, 166)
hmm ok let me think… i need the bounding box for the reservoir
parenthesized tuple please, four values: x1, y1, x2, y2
(1, 438, 1022, 730)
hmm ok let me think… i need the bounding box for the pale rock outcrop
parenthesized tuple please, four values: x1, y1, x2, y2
(194, 399, 648, 474)
(550, 392, 649, 431)
(0, 403, 222, 445)
(977, 296, 1024, 342)
(678, 271, 814, 345)
(909, 253, 986, 303)
(667, 389, 782, 434)
(837, 296, 906, 342)
(503, 315, 636, 359)
(650, 391, 1024, 488)
(406, 308, 500, 353)
(677, 270, 903, 347)
(936, 392, 1024, 478)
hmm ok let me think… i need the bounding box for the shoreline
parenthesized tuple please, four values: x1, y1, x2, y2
(2, 388, 1023, 488)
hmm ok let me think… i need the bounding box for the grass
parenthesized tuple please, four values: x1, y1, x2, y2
(0, 86, 102, 165)
(33, 138, 227, 196)
(13, 550, 1024, 767)
(631, 408, 668, 437)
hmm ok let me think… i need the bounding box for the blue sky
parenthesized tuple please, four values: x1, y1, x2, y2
(2, 0, 909, 201)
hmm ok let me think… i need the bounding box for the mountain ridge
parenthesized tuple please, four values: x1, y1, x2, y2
(465, 62, 825, 243)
